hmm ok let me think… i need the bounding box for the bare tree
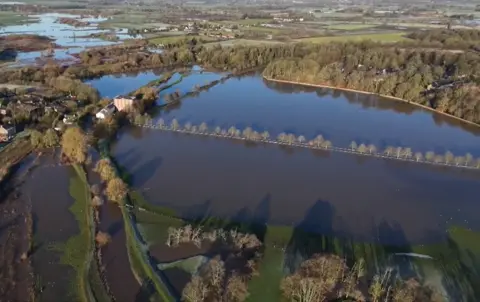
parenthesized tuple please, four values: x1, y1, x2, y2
(228, 126, 238, 137)
(297, 135, 307, 144)
(465, 153, 473, 166)
(321, 140, 332, 149)
(444, 151, 454, 164)
(242, 127, 254, 140)
(454, 156, 465, 166)
(311, 135, 324, 148)
(182, 276, 208, 302)
(350, 141, 357, 151)
(403, 147, 413, 159)
(157, 118, 165, 128)
(281, 254, 347, 302)
(425, 151, 435, 162)
(171, 118, 180, 130)
(395, 147, 403, 159)
(225, 275, 249, 302)
(286, 133, 296, 145)
(367, 144, 377, 154)
(277, 132, 287, 143)
(384, 146, 394, 156)
(414, 152, 423, 162)
(261, 131, 270, 141)
(434, 155, 444, 164)
(201, 257, 226, 299)
(199, 122, 208, 133)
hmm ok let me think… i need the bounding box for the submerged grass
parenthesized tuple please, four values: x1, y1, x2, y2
(53, 165, 95, 302)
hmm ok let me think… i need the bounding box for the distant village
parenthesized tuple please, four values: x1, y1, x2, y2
(0, 84, 138, 142)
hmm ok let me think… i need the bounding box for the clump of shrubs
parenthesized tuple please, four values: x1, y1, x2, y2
(166, 225, 262, 250)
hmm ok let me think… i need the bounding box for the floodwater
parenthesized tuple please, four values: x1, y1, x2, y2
(99, 71, 480, 299)
(102, 73, 480, 245)
(98, 203, 141, 301)
(86, 70, 166, 98)
(86, 68, 227, 102)
(0, 13, 138, 65)
(21, 153, 78, 302)
(113, 130, 480, 245)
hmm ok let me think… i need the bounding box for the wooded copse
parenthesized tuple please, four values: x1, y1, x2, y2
(281, 254, 442, 302)
(261, 44, 480, 126)
(134, 118, 480, 169)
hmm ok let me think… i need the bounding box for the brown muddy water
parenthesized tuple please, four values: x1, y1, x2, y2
(20, 153, 78, 302)
(113, 130, 480, 246)
(0, 154, 37, 301)
(98, 202, 142, 302)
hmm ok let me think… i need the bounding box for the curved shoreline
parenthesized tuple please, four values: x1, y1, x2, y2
(262, 76, 480, 129)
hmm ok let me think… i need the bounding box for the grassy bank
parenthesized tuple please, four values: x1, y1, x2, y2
(100, 146, 174, 301)
(56, 165, 97, 302)
(0, 12, 38, 26)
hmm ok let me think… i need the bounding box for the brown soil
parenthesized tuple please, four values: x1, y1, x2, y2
(0, 35, 58, 52)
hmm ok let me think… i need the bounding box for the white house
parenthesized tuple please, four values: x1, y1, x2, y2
(95, 103, 116, 120)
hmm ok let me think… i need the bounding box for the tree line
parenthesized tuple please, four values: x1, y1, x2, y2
(134, 118, 480, 169)
(3, 37, 480, 125)
(405, 29, 480, 50)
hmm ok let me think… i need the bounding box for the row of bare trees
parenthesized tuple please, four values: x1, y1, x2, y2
(138, 118, 334, 148)
(135, 118, 480, 168)
(166, 225, 262, 251)
(281, 254, 443, 302)
(350, 141, 480, 168)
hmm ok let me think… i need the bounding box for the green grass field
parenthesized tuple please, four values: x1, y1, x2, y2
(203, 38, 284, 48)
(246, 226, 292, 302)
(0, 11, 38, 27)
(219, 18, 272, 25)
(148, 35, 216, 45)
(326, 23, 378, 30)
(297, 32, 407, 43)
(98, 13, 170, 30)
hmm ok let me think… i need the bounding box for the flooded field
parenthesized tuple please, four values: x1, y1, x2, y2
(113, 130, 480, 245)
(21, 154, 78, 302)
(0, 13, 138, 66)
